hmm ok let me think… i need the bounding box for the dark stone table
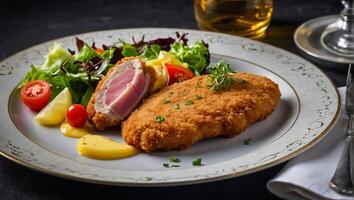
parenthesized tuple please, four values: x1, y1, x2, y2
(0, 0, 346, 199)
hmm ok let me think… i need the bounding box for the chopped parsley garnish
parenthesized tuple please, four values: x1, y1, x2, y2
(243, 138, 252, 145)
(168, 156, 181, 163)
(163, 98, 171, 104)
(206, 60, 245, 92)
(184, 99, 194, 105)
(169, 91, 174, 96)
(155, 115, 165, 123)
(196, 95, 203, 100)
(192, 158, 202, 166)
(163, 156, 181, 168)
(163, 163, 180, 168)
(173, 104, 180, 110)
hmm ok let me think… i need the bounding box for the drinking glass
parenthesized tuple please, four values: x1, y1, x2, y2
(321, 0, 354, 57)
(194, 0, 273, 38)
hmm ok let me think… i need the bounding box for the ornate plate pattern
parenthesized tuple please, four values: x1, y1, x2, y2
(0, 28, 340, 186)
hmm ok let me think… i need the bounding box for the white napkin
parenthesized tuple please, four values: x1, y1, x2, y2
(267, 87, 354, 200)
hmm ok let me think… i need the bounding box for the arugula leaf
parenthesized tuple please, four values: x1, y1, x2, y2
(140, 44, 161, 60)
(169, 41, 209, 75)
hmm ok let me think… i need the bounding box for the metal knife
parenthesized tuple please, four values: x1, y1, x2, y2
(330, 64, 354, 195)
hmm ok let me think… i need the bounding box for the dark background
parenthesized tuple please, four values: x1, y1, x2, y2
(0, 0, 346, 199)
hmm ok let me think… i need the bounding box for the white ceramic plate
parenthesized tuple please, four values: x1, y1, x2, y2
(0, 28, 340, 186)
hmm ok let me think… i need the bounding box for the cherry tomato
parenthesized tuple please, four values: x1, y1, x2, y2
(20, 80, 51, 112)
(66, 104, 88, 127)
(95, 48, 104, 54)
(165, 63, 195, 85)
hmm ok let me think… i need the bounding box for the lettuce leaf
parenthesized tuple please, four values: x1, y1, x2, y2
(101, 48, 115, 60)
(40, 42, 74, 75)
(18, 65, 66, 99)
(74, 43, 99, 63)
(140, 44, 161, 60)
(121, 44, 138, 57)
(19, 42, 101, 104)
(18, 34, 210, 107)
(169, 41, 209, 75)
(81, 86, 95, 107)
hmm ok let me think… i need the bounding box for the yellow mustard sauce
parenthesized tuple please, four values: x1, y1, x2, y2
(76, 134, 139, 160)
(60, 122, 90, 138)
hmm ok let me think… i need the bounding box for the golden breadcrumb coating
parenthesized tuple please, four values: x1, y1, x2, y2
(122, 72, 281, 152)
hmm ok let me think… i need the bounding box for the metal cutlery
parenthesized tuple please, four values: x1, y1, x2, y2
(329, 64, 354, 195)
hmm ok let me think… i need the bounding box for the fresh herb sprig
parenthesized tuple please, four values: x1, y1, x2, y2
(206, 60, 245, 92)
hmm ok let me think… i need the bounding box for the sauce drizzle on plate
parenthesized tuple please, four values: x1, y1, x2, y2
(77, 134, 139, 160)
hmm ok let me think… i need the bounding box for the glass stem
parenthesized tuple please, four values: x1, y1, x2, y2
(341, 0, 354, 34)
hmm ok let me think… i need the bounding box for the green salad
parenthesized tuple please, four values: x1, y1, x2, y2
(18, 33, 210, 106)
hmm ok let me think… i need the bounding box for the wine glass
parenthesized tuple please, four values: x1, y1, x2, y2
(294, 0, 354, 65)
(321, 0, 354, 57)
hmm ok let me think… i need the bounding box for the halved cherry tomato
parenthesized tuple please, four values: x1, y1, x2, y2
(66, 104, 88, 128)
(95, 48, 104, 54)
(20, 80, 51, 112)
(165, 63, 195, 85)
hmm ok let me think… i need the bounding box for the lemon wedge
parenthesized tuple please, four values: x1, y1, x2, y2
(148, 63, 169, 91)
(146, 51, 188, 91)
(35, 87, 72, 125)
(146, 51, 188, 68)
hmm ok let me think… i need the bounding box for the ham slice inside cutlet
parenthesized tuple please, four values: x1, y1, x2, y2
(88, 57, 151, 130)
(103, 66, 148, 119)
